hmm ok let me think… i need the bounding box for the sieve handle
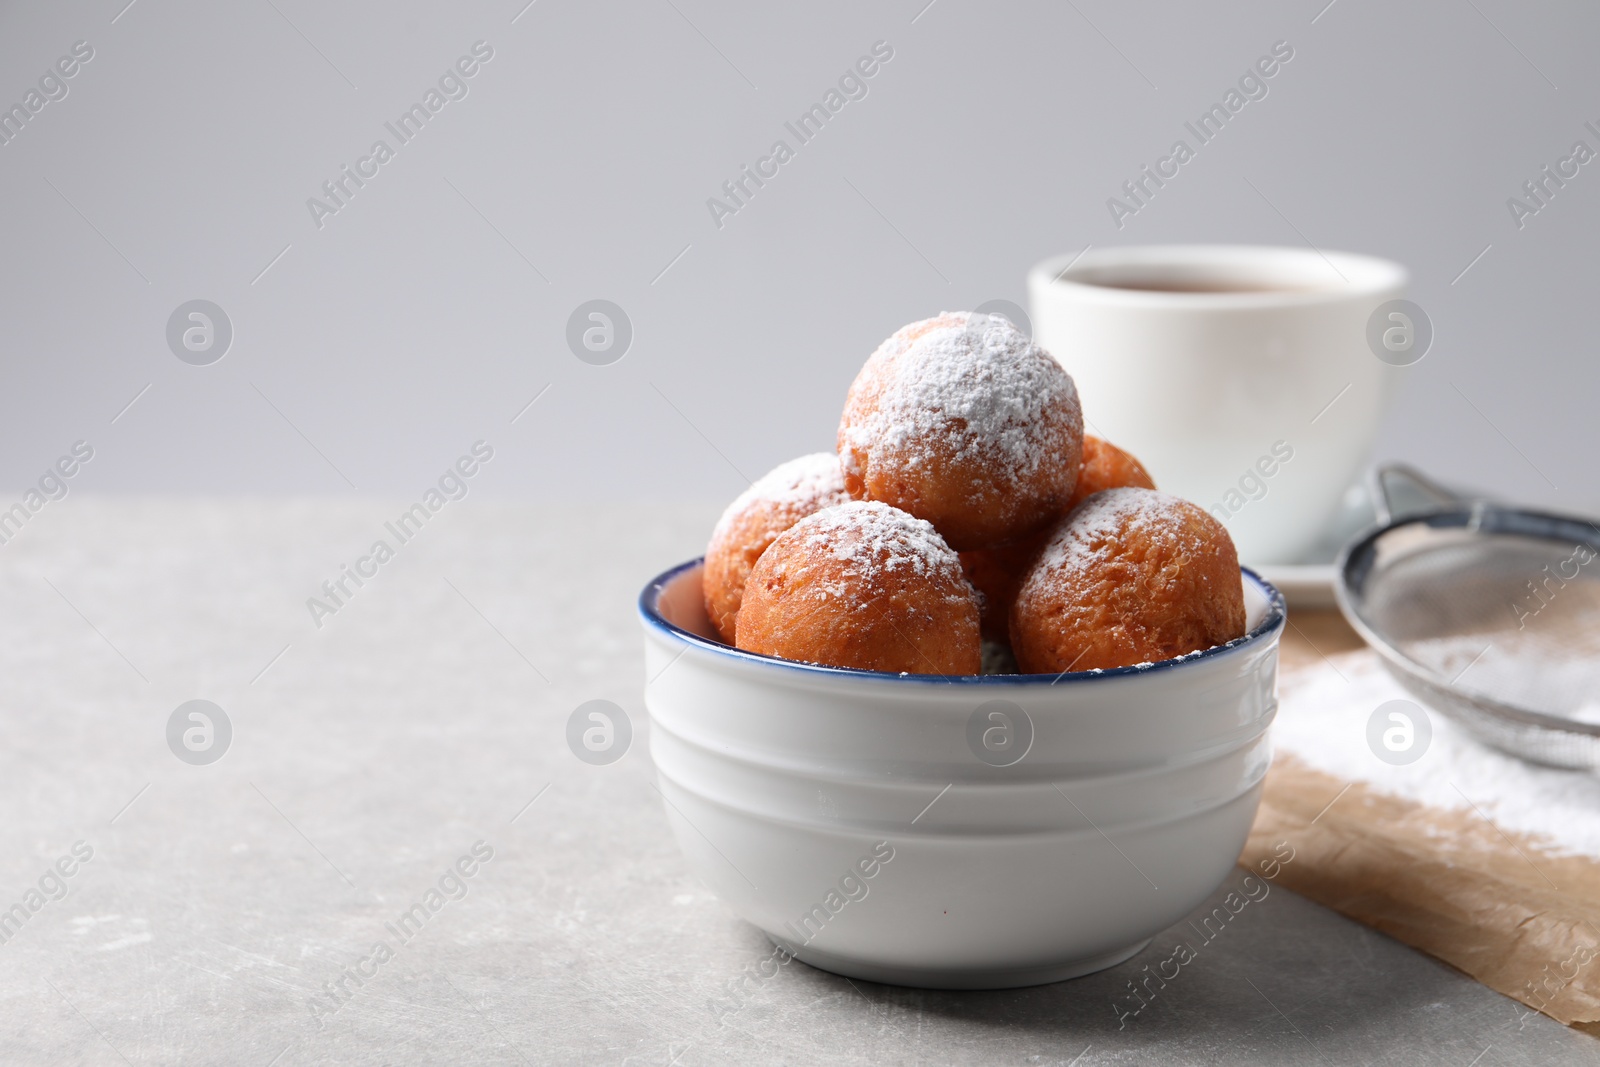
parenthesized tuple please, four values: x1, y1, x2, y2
(1367, 463, 1465, 525)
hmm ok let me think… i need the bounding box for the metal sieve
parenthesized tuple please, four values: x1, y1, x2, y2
(1335, 464, 1600, 771)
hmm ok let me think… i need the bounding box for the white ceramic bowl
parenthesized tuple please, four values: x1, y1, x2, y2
(638, 560, 1286, 989)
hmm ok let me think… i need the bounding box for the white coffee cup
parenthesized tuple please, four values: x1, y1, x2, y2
(1028, 245, 1408, 565)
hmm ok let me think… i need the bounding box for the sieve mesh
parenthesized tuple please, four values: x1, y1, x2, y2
(1338, 476, 1600, 771)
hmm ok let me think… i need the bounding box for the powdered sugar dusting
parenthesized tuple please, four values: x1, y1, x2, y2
(1036, 487, 1206, 575)
(841, 312, 1081, 482)
(710, 452, 847, 543)
(796, 500, 962, 588)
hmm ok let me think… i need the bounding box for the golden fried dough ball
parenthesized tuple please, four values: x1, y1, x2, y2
(960, 436, 1154, 642)
(736, 501, 981, 675)
(838, 312, 1084, 551)
(1067, 435, 1156, 510)
(1010, 488, 1246, 673)
(703, 453, 851, 643)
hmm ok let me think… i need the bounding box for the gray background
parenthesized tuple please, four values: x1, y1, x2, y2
(0, 0, 1595, 513)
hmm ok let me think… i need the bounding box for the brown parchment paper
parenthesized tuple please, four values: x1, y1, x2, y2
(1242, 739, 1600, 1033)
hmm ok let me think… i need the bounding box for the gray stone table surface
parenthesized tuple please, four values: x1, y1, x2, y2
(0, 498, 1595, 1066)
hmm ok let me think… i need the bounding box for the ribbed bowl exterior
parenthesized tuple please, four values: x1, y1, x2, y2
(639, 560, 1285, 989)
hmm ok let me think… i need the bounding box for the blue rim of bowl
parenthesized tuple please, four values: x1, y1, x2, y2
(638, 557, 1287, 686)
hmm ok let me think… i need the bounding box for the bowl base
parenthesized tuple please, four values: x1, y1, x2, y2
(771, 937, 1152, 991)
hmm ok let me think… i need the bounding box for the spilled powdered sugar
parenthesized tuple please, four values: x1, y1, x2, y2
(841, 312, 1079, 480)
(710, 452, 847, 543)
(1275, 651, 1600, 859)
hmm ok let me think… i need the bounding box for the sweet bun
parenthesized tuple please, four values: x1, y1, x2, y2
(1067, 435, 1155, 510)
(838, 312, 1084, 551)
(703, 453, 851, 643)
(736, 500, 980, 675)
(1010, 488, 1246, 673)
(961, 435, 1154, 644)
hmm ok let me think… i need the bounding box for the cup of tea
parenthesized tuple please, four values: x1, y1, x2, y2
(1028, 245, 1408, 565)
